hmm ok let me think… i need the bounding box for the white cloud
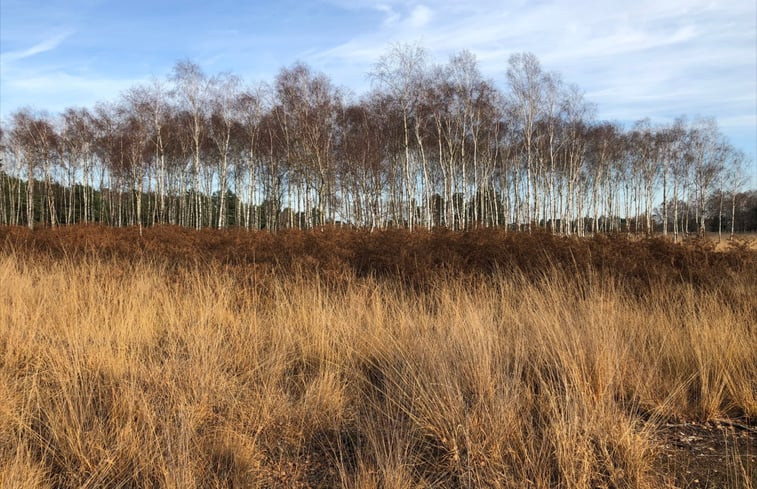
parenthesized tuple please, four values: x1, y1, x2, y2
(1, 32, 72, 66)
(311, 0, 755, 155)
(376, 4, 400, 26)
(0, 70, 145, 116)
(409, 5, 433, 28)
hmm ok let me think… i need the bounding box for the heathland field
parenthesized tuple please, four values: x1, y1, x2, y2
(0, 227, 755, 488)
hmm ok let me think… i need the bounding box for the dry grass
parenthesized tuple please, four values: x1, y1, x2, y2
(0, 230, 755, 488)
(708, 233, 757, 251)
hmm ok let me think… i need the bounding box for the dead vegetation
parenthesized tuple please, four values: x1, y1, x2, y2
(0, 226, 754, 488)
(1, 225, 755, 291)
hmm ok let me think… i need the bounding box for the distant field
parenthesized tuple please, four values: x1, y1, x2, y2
(706, 232, 757, 251)
(1, 227, 755, 488)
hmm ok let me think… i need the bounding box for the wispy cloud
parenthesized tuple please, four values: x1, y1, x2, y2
(1, 32, 72, 65)
(1, 70, 145, 114)
(314, 0, 755, 147)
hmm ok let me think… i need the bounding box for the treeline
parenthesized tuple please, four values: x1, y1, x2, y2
(3, 172, 755, 235)
(0, 45, 752, 236)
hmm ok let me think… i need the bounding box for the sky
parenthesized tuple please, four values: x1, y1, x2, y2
(1, 0, 755, 186)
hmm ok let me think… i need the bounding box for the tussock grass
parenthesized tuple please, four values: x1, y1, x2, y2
(0, 232, 755, 488)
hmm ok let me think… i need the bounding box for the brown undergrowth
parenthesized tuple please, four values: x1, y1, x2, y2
(0, 227, 755, 488)
(1, 225, 755, 292)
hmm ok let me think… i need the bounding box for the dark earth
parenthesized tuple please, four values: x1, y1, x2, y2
(657, 418, 756, 488)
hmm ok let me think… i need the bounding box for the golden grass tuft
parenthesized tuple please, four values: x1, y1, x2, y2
(0, 238, 755, 488)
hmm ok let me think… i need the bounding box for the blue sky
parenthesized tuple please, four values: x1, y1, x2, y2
(1, 0, 755, 185)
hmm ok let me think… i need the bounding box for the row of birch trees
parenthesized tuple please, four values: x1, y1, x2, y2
(0, 45, 751, 237)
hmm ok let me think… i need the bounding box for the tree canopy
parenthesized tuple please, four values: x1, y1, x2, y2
(1, 47, 753, 236)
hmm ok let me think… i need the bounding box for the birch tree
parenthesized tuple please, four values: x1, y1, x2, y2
(172, 60, 210, 229)
(208, 73, 241, 228)
(372, 43, 428, 230)
(507, 53, 545, 232)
